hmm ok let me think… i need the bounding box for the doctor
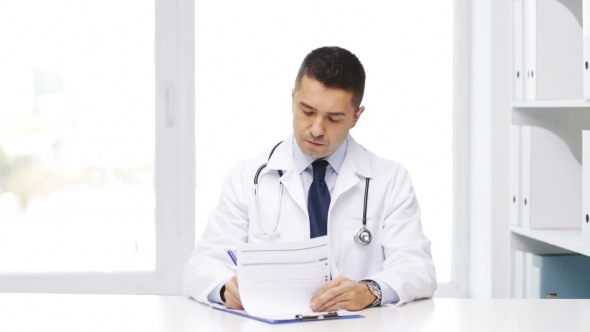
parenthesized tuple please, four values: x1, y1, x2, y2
(184, 46, 436, 311)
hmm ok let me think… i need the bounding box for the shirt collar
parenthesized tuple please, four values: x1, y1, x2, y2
(292, 136, 347, 175)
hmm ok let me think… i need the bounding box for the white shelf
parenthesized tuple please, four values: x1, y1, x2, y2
(512, 99, 590, 108)
(507, 0, 590, 299)
(510, 226, 590, 256)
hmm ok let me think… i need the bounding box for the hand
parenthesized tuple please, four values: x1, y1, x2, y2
(223, 275, 244, 310)
(309, 276, 376, 312)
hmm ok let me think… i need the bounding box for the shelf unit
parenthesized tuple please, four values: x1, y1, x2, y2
(510, 226, 590, 257)
(512, 100, 590, 108)
(508, 0, 590, 299)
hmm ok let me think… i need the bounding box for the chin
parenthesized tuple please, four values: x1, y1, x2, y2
(307, 150, 328, 159)
(298, 138, 328, 158)
(302, 149, 317, 157)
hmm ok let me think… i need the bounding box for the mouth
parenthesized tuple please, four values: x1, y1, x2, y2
(305, 139, 324, 147)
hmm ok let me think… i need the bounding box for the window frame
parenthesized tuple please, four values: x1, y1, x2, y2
(0, 0, 195, 295)
(433, 0, 470, 298)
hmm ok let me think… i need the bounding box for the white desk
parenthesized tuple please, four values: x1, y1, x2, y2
(1, 294, 589, 331)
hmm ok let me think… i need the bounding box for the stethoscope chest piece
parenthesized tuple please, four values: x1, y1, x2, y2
(354, 228, 372, 246)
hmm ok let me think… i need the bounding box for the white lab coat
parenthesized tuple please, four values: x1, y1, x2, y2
(184, 134, 436, 306)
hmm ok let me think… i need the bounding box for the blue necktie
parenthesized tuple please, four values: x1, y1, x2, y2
(308, 159, 330, 238)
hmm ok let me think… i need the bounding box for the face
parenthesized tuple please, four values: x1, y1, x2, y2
(292, 75, 365, 159)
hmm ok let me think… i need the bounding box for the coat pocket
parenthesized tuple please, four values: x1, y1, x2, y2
(337, 219, 384, 280)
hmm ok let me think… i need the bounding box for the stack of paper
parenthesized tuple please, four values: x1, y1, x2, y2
(213, 236, 363, 323)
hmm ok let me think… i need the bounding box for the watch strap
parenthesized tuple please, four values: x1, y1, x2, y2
(360, 279, 382, 307)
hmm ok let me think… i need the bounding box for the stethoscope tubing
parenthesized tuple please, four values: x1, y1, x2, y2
(253, 141, 371, 245)
(362, 178, 369, 227)
(253, 142, 284, 235)
(254, 181, 283, 235)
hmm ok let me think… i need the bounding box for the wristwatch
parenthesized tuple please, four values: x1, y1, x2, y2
(359, 280, 382, 307)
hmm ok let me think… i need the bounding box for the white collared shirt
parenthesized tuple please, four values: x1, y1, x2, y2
(292, 136, 347, 200)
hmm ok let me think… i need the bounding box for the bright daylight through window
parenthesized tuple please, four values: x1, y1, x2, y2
(195, 1, 453, 283)
(0, 1, 155, 273)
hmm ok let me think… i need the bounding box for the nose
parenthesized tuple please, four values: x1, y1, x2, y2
(310, 116, 324, 138)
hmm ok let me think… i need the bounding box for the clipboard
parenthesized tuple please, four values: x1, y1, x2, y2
(211, 304, 364, 324)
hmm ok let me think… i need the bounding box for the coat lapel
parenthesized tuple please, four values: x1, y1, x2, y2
(329, 135, 373, 213)
(265, 135, 308, 218)
(264, 134, 372, 219)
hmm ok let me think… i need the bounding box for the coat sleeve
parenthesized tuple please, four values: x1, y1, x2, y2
(366, 165, 437, 306)
(183, 162, 251, 304)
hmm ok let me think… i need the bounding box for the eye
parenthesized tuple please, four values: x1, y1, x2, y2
(328, 115, 343, 123)
(302, 109, 313, 116)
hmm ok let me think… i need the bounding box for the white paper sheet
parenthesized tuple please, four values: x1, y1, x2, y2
(237, 236, 330, 319)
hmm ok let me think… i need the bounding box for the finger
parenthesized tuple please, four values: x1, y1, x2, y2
(311, 277, 345, 304)
(330, 282, 376, 312)
(226, 290, 241, 306)
(313, 276, 345, 299)
(314, 279, 360, 311)
(228, 276, 238, 288)
(225, 286, 244, 309)
(226, 283, 239, 298)
(226, 297, 244, 310)
(225, 290, 239, 304)
(311, 284, 348, 311)
(226, 297, 237, 309)
(225, 280, 241, 300)
(224, 278, 242, 307)
(322, 300, 353, 312)
(317, 288, 353, 311)
(311, 282, 337, 303)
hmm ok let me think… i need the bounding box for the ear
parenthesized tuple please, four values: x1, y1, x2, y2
(351, 106, 365, 128)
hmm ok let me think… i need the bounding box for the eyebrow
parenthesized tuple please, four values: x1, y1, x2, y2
(299, 101, 347, 117)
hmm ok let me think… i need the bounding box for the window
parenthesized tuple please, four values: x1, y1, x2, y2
(195, 1, 457, 291)
(0, 0, 194, 294)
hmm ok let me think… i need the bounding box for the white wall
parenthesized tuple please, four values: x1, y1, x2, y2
(195, 0, 456, 285)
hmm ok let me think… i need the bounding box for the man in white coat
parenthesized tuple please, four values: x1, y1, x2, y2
(184, 46, 436, 311)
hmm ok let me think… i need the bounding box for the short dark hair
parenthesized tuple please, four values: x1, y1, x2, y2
(295, 46, 366, 109)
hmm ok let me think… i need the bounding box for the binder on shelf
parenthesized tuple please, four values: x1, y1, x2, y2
(513, 250, 524, 298)
(519, 126, 532, 228)
(519, 126, 581, 229)
(509, 125, 521, 226)
(530, 254, 590, 299)
(516, 253, 590, 299)
(513, 0, 524, 100)
(523, 0, 536, 100)
(524, 252, 533, 298)
(584, 0, 590, 99)
(523, 0, 582, 100)
(583, 131, 590, 247)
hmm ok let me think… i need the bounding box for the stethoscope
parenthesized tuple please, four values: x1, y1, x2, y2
(253, 141, 372, 246)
